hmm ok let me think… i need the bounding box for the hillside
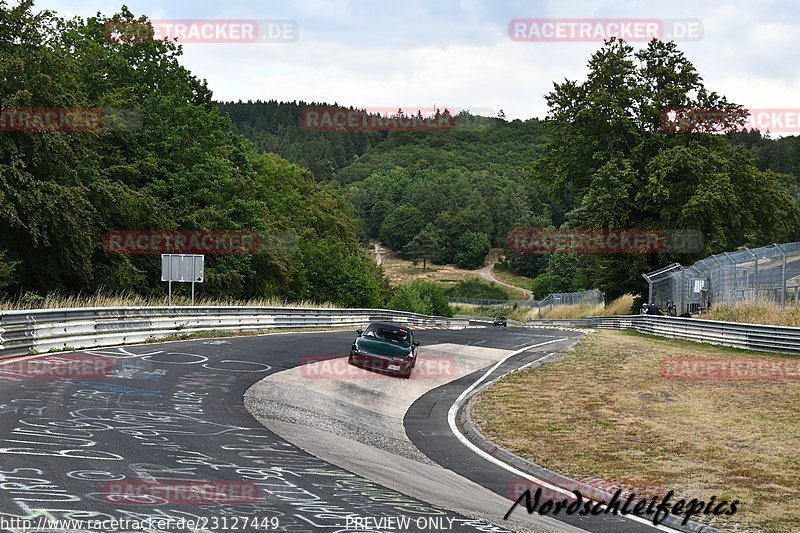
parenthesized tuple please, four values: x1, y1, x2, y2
(221, 43, 800, 302)
(220, 103, 554, 282)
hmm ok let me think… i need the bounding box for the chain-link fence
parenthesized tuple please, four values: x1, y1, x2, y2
(643, 242, 800, 313)
(447, 289, 604, 309)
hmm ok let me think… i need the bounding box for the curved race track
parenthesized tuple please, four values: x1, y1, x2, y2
(0, 326, 670, 533)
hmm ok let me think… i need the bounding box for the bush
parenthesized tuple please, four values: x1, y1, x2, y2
(443, 279, 511, 300)
(388, 280, 452, 317)
(291, 241, 389, 307)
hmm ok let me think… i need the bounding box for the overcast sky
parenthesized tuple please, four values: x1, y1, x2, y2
(31, 0, 800, 122)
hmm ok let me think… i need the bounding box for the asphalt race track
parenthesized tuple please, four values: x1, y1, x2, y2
(0, 327, 672, 533)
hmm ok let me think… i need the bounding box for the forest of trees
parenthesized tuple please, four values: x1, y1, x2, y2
(6, 0, 800, 306)
(218, 100, 387, 181)
(0, 2, 387, 306)
(220, 102, 552, 269)
(223, 41, 800, 301)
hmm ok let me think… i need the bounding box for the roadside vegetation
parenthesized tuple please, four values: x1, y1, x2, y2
(707, 299, 800, 327)
(442, 279, 512, 300)
(386, 280, 452, 317)
(472, 329, 800, 532)
(373, 245, 530, 300)
(450, 304, 530, 322)
(452, 294, 634, 322)
(0, 290, 338, 311)
(540, 293, 635, 319)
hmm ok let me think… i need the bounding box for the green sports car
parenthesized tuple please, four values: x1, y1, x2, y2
(348, 322, 420, 378)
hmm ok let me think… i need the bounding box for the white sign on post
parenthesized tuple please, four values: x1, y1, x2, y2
(161, 254, 204, 305)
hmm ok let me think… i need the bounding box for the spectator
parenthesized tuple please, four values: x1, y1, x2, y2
(646, 301, 663, 315)
(640, 302, 648, 314)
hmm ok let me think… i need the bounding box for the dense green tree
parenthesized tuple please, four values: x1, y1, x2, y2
(0, 3, 386, 306)
(531, 38, 800, 300)
(453, 231, 491, 269)
(0, 250, 17, 291)
(405, 224, 441, 271)
(379, 205, 426, 251)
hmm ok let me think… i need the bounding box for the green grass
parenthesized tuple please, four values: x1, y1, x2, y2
(490, 266, 536, 292)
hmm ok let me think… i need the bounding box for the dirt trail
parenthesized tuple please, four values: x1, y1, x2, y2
(371, 241, 533, 299)
(477, 262, 533, 299)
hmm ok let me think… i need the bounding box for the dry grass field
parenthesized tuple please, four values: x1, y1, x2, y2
(472, 329, 800, 532)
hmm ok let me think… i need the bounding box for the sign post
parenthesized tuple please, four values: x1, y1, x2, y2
(161, 254, 204, 305)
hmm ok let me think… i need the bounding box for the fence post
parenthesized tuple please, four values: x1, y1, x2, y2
(775, 244, 787, 309)
(744, 247, 758, 300)
(710, 255, 723, 305)
(642, 273, 653, 303)
(723, 252, 736, 299)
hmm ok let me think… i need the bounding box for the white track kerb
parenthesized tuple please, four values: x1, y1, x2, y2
(447, 339, 678, 533)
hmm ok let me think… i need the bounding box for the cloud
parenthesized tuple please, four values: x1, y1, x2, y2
(28, 0, 800, 122)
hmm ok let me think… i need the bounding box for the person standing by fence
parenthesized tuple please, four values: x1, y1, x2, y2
(646, 301, 664, 315)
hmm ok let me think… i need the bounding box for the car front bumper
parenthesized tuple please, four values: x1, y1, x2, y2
(350, 352, 412, 375)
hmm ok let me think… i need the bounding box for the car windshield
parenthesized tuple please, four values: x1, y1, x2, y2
(363, 325, 411, 346)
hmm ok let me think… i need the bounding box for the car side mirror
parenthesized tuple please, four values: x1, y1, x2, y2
(356, 329, 363, 336)
(413, 341, 420, 346)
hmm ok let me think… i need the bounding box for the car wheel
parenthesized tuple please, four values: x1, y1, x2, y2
(399, 370, 412, 379)
(348, 355, 354, 365)
(411, 355, 417, 368)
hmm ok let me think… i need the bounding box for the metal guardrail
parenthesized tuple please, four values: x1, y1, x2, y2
(527, 315, 800, 355)
(0, 306, 467, 358)
(447, 289, 604, 309)
(5, 306, 794, 358)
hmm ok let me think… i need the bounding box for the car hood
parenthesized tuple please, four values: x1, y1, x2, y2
(354, 337, 412, 357)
